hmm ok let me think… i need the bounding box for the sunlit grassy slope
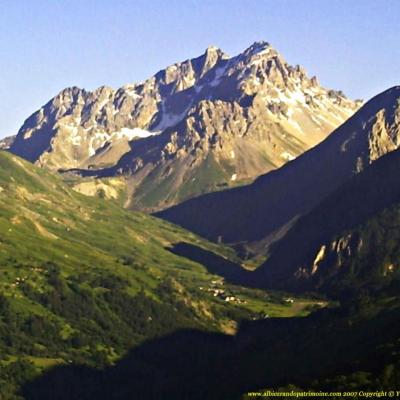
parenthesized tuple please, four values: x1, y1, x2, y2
(0, 150, 323, 398)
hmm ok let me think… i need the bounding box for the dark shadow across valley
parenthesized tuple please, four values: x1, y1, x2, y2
(167, 242, 249, 284)
(22, 304, 400, 400)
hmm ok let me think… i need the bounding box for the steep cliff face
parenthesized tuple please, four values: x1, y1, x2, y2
(10, 41, 360, 209)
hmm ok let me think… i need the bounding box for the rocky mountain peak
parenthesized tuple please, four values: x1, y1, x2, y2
(0, 135, 16, 150)
(55, 86, 86, 103)
(226, 42, 314, 98)
(232, 41, 278, 72)
(242, 41, 271, 56)
(10, 41, 361, 209)
(204, 45, 228, 58)
(200, 45, 229, 76)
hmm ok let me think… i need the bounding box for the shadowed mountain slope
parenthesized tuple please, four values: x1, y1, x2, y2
(22, 298, 400, 400)
(157, 87, 400, 249)
(253, 147, 400, 294)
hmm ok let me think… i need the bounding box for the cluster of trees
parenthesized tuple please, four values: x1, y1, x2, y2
(0, 261, 218, 398)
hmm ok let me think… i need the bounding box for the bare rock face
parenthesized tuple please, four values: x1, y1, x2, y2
(0, 135, 16, 150)
(10, 41, 361, 210)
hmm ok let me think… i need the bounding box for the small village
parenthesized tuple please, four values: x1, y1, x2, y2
(200, 279, 247, 304)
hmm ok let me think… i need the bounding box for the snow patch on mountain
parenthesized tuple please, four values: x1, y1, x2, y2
(115, 127, 154, 140)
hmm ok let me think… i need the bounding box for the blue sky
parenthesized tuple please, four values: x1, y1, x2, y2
(1, 0, 399, 138)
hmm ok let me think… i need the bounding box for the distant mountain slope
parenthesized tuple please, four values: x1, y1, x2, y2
(0, 134, 15, 149)
(253, 147, 400, 294)
(157, 86, 400, 249)
(10, 41, 359, 210)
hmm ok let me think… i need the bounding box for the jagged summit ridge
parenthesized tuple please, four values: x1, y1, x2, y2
(10, 41, 360, 210)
